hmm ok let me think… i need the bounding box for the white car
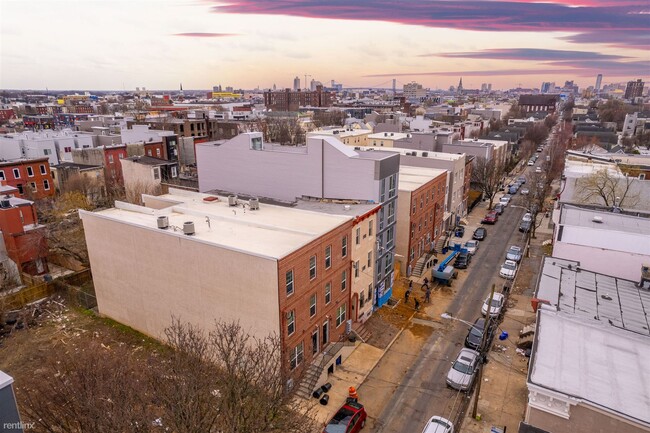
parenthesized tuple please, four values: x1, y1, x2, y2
(535, 167, 542, 173)
(499, 195, 511, 206)
(506, 245, 523, 262)
(481, 292, 505, 317)
(527, 160, 534, 166)
(421, 416, 454, 433)
(520, 188, 530, 195)
(464, 240, 479, 255)
(522, 213, 532, 222)
(446, 348, 480, 391)
(499, 260, 517, 279)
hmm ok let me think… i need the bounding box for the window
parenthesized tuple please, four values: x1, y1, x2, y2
(354, 261, 359, 278)
(388, 174, 396, 198)
(355, 227, 360, 245)
(43, 179, 50, 190)
(368, 220, 373, 236)
(341, 270, 347, 291)
(39, 165, 46, 175)
(309, 255, 317, 280)
(359, 291, 365, 309)
(16, 184, 23, 194)
(309, 294, 317, 317)
(119, 153, 124, 159)
(368, 251, 372, 268)
(287, 310, 295, 336)
(289, 342, 303, 370)
(285, 270, 294, 296)
(368, 284, 373, 302)
(336, 304, 347, 327)
(0, 170, 4, 181)
(384, 254, 392, 274)
(153, 167, 160, 180)
(43, 149, 51, 155)
(64, 146, 72, 153)
(323, 245, 332, 269)
(156, 148, 161, 157)
(341, 236, 347, 258)
(108, 154, 114, 163)
(325, 283, 331, 304)
(380, 179, 386, 202)
(171, 166, 178, 178)
(388, 202, 395, 224)
(27, 166, 34, 177)
(387, 227, 394, 247)
(12, 168, 20, 179)
(30, 182, 37, 192)
(412, 200, 416, 214)
(147, 149, 152, 156)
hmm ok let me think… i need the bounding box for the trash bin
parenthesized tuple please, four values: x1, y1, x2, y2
(312, 388, 324, 399)
(319, 394, 330, 405)
(442, 247, 448, 254)
(321, 382, 332, 393)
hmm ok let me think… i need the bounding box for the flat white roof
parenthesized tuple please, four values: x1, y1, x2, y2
(0, 370, 13, 389)
(84, 189, 352, 260)
(364, 146, 465, 161)
(558, 204, 650, 255)
(367, 132, 410, 140)
(531, 310, 650, 425)
(398, 166, 447, 192)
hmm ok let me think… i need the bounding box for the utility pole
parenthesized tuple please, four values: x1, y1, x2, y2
(472, 284, 496, 420)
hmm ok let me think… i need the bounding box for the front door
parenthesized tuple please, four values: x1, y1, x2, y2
(312, 329, 319, 355)
(322, 320, 329, 346)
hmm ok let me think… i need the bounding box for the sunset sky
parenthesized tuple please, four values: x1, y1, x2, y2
(1, 0, 648, 91)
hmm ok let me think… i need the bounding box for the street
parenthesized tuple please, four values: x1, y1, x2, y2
(364, 163, 539, 433)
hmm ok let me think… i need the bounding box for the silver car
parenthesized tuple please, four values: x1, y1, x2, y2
(506, 245, 522, 262)
(446, 348, 480, 391)
(464, 240, 479, 255)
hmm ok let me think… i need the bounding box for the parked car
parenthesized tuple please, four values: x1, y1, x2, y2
(519, 219, 532, 233)
(527, 159, 535, 166)
(465, 317, 494, 350)
(421, 416, 454, 433)
(506, 245, 523, 262)
(464, 240, 479, 255)
(481, 211, 498, 224)
(522, 213, 532, 222)
(499, 196, 511, 207)
(508, 185, 518, 195)
(499, 260, 517, 279)
(520, 187, 529, 195)
(323, 400, 367, 433)
(453, 252, 471, 269)
(493, 203, 505, 215)
(472, 227, 487, 240)
(537, 147, 543, 152)
(454, 225, 465, 237)
(535, 167, 542, 173)
(481, 292, 505, 317)
(517, 176, 526, 184)
(446, 348, 480, 391)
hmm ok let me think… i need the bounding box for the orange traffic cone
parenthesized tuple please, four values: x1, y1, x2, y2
(348, 386, 359, 400)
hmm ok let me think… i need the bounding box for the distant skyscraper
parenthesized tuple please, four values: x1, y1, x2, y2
(624, 79, 644, 99)
(595, 74, 603, 92)
(457, 78, 463, 94)
(540, 82, 552, 93)
(293, 76, 300, 91)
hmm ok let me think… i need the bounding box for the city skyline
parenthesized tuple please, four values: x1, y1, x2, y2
(1, 0, 648, 91)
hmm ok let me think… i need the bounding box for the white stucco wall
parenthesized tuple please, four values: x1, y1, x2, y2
(81, 212, 280, 341)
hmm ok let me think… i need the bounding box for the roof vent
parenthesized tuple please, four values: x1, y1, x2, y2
(384, 132, 388, 137)
(183, 221, 195, 235)
(0, 197, 11, 209)
(592, 216, 603, 223)
(354, 146, 361, 150)
(422, 152, 428, 157)
(228, 195, 238, 206)
(157, 215, 169, 229)
(343, 204, 351, 211)
(249, 197, 260, 210)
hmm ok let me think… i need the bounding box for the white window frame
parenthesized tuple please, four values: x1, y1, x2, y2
(12, 168, 20, 179)
(43, 179, 50, 190)
(153, 167, 160, 180)
(309, 293, 317, 318)
(342, 236, 347, 258)
(287, 310, 295, 336)
(290, 342, 304, 370)
(108, 154, 114, 163)
(286, 270, 294, 296)
(336, 304, 346, 327)
(341, 270, 347, 291)
(309, 255, 317, 280)
(325, 283, 332, 305)
(39, 165, 46, 175)
(27, 166, 34, 177)
(355, 227, 361, 245)
(156, 148, 161, 157)
(171, 166, 178, 178)
(354, 261, 359, 279)
(325, 245, 332, 269)
(30, 182, 37, 192)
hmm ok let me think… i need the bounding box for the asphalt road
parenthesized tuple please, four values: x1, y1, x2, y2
(370, 188, 529, 433)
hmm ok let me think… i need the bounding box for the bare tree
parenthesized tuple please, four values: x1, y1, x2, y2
(312, 111, 346, 128)
(523, 123, 549, 147)
(471, 156, 505, 209)
(125, 180, 162, 206)
(575, 167, 640, 209)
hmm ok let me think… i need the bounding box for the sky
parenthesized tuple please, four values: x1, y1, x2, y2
(1, 0, 648, 91)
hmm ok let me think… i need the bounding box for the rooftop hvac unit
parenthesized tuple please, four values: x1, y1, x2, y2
(422, 152, 428, 157)
(592, 216, 603, 223)
(157, 216, 169, 229)
(0, 197, 11, 209)
(354, 147, 361, 150)
(228, 195, 238, 206)
(343, 204, 351, 211)
(384, 132, 388, 137)
(249, 197, 260, 210)
(183, 221, 195, 235)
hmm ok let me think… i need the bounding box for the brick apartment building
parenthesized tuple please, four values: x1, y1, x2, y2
(0, 183, 48, 275)
(264, 85, 333, 111)
(80, 189, 355, 381)
(518, 94, 560, 114)
(128, 118, 239, 141)
(0, 158, 55, 199)
(72, 145, 127, 190)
